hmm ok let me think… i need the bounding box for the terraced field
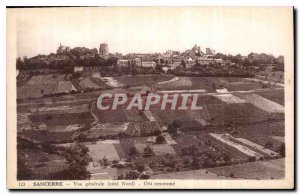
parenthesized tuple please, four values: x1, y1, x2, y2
(115, 75, 174, 87)
(29, 112, 94, 126)
(16, 74, 286, 180)
(236, 122, 285, 152)
(18, 83, 57, 99)
(154, 77, 273, 92)
(235, 93, 284, 113)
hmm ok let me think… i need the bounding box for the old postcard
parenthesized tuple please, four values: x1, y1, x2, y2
(7, 7, 294, 189)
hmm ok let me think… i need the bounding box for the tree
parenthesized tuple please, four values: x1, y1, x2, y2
(160, 58, 165, 64)
(181, 60, 186, 68)
(76, 133, 87, 142)
(117, 173, 125, 180)
(143, 145, 155, 157)
(105, 57, 118, 66)
(16, 57, 25, 70)
(248, 156, 256, 162)
(155, 64, 163, 72)
(152, 130, 162, 136)
(156, 135, 166, 144)
(124, 171, 140, 180)
(212, 83, 217, 90)
(99, 156, 109, 168)
(162, 155, 176, 169)
(149, 162, 158, 169)
(181, 145, 199, 156)
(90, 48, 98, 54)
(167, 120, 182, 134)
(63, 142, 92, 180)
(140, 174, 150, 180)
(135, 163, 145, 173)
(223, 154, 231, 163)
(183, 158, 190, 167)
(192, 157, 200, 169)
(265, 141, 273, 149)
(129, 147, 138, 160)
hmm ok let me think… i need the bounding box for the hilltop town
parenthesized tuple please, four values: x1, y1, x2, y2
(17, 43, 285, 180)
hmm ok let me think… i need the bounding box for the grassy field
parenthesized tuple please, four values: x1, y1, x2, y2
(236, 122, 285, 152)
(86, 141, 121, 161)
(208, 158, 285, 179)
(18, 83, 57, 99)
(88, 122, 129, 137)
(154, 77, 268, 92)
(256, 89, 285, 106)
(235, 93, 284, 113)
(89, 167, 130, 180)
(29, 112, 94, 126)
(151, 109, 198, 128)
(19, 148, 68, 179)
(18, 74, 71, 99)
(199, 102, 272, 126)
(92, 109, 128, 123)
(258, 71, 284, 83)
(202, 133, 250, 161)
(20, 131, 74, 143)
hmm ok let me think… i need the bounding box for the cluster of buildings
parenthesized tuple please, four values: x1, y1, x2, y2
(117, 57, 156, 69)
(116, 44, 222, 71)
(55, 42, 223, 72)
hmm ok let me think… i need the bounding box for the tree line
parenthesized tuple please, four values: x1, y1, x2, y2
(16, 46, 118, 70)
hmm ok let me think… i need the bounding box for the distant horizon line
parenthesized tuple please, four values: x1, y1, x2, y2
(17, 43, 284, 58)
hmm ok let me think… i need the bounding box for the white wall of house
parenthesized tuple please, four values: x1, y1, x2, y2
(74, 66, 84, 72)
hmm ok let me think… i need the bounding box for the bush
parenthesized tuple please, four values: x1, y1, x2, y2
(140, 174, 150, 180)
(156, 135, 166, 144)
(152, 130, 162, 136)
(76, 133, 87, 142)
(124, 171, 140, 180)
(143, 145, 155, 157)
(265, 141, 273, 149)
(129, 147, 139, 159)
(135, 163, 145, 173)
(112, 160, 119, 164)
(248, 156, 256, 162)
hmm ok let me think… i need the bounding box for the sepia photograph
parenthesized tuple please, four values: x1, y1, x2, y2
(6, 6, 294, 189)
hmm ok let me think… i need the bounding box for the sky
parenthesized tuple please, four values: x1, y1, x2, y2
(9, 7, 293, 58)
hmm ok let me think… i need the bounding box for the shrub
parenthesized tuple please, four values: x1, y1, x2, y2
(140, 174, 150, 180)
(248, 156, 256, 162)
(265, 141, 273, 149)
(135, 163, 145, 173)
(156, 135, 166, 144)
